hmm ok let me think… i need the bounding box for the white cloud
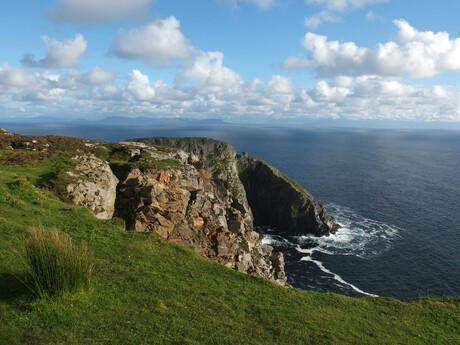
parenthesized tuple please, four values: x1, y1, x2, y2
(306, 0, 388, 12)
(111, 17, 192, 67)
(126, 70, 156, 101)
(309, 80, 351, 102)
(267, 75, 296, 94)
(305, 11, 340, 30)
(219, 0, 276, 10)
(46, 0, 154, 23)
(22, 34, 87, 69)
(3, 61, 459, 122)
(176, 51, 243, 93)
(283, 20, 460, 78)
(0, 63, 33, 89)
(86, 67, 116, 85)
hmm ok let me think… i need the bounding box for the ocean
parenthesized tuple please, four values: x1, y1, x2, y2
(6, 124, 460, 299)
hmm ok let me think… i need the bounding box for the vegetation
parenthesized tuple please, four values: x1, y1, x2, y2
(0, 140, 458, 344)
(242, 157, 311, 195)
(17, 226, 93, 299)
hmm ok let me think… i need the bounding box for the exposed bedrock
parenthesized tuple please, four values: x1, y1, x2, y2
(131, 137, 251, 224)
(113, 141, 288, 286)
(65, 154, 119, 220)
(237, 155, 340, 237)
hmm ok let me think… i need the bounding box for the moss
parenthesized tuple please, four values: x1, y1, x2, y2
(250, 157, 309, 195)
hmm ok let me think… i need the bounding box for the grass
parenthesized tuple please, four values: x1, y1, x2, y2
(17, 226, 93, 299)
(0, 149, 459, 344)
(241, 157, 311, 195)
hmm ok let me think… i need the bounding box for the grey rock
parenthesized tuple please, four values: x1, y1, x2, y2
(66, 154, 119, 219)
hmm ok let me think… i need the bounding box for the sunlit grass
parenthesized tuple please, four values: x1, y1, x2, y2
(17, 226, 93, 299)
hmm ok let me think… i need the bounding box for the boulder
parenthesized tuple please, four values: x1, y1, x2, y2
(65, 154, 119, 219)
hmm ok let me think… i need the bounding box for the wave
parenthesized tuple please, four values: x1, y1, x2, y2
(259, 203, 400, 297)
(298, 203, 401, 259)
(300, 256, 378, 297)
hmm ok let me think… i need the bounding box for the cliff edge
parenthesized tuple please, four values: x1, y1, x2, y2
(238, 154, 340, 236)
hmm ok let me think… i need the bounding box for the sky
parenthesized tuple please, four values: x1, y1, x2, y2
(2, 0, 460, 124)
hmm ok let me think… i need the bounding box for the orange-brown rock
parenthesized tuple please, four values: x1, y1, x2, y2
(114, 144, 287, 286)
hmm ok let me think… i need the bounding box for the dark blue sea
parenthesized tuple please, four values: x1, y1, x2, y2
(6, 123, 460, 299)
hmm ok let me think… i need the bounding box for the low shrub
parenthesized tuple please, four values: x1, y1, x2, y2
(18, 226, 94, 298)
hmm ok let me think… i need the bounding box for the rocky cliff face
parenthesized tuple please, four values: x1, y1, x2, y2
(238, 155, 340, 236)
(131, 137, 250, 220)
(56, 139, 287, 286)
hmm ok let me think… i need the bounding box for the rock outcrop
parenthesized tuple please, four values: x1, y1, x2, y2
(131, 137, 250, 219)
(238, 155, 340, 236)
(111, 142, 287, 285)
(66, 154, 119, 220)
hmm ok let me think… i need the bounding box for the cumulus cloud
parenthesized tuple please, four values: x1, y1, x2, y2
(267, 75, 297, 94)
(126, 70, 157, 101)
(46, 0, 154, 24)
(0, 63, 33, 88)
(111, 17, 192, 67)
(176, 51, 243, 93)
(2, 60, 459, 121)
(305, 10, 341, 30)
(85, 66, 116, 85)
(283, 20, 460, 78)
(306, 0, 388, 12)
(22, 34, 87, 69)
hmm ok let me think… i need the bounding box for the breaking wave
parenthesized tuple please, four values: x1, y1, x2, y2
(260, 203, 401, 297)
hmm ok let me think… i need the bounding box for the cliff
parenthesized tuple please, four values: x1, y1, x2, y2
(2, 130, 458, 345)
(0, 131, 336, 286)
(131, 137, 340, 236)
(238, 155, 340, 236)
(0, 131, 286, 285)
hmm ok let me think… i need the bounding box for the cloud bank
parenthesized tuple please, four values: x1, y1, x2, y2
(283, 20, 460, 78)
(2, 16, 460, 123)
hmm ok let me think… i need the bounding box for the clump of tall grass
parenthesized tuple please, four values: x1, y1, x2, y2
(18, 226, 94, 298)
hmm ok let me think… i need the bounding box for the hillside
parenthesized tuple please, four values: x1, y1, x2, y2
(0, 131, 458, 345)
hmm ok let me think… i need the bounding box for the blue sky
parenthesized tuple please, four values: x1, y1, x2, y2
(1, 0, 460, 123)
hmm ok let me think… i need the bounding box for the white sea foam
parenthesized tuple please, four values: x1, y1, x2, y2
(298, 203, 400, 259)
(260, 204, 400, 296)
(261, 233, 297, 247)
(301, 256, 378, 297)
(274, 203, 401, 296)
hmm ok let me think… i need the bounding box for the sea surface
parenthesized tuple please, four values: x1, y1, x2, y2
(6, 124, 460, 299)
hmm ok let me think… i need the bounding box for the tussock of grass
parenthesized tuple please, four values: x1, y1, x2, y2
(18, 226, 94, 299)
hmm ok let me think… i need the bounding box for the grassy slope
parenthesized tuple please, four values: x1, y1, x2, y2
(0, 153, 459, 345)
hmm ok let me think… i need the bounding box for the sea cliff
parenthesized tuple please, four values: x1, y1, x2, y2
(238, 154, 340, 236)
(0, 131, 339, 285)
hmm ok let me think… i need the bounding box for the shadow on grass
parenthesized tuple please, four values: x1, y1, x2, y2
(0, 272, 32, 301)
(36, 172, 58, 187)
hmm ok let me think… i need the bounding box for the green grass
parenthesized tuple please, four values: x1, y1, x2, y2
(17, 226, 93, 299)
(244, 157, 311, 195)
(0, 152, 459, 344)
